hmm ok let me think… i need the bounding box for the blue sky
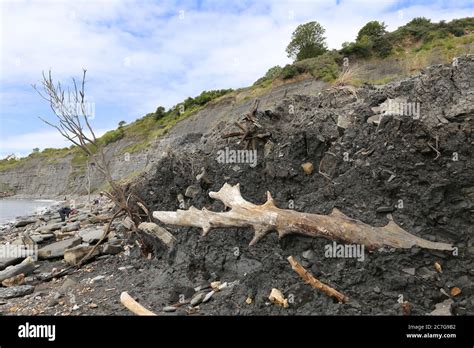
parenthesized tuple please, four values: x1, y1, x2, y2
(0, 0, 472, 157)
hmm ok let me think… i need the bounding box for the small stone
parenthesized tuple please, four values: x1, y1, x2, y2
(190, 292, 206, 307)
(203, 291, 214, 303)
(101, 244, 123, 255)
(373, 286, 381, 293)
(88, 303, 98, 309)
(450, 287, 462, 297)
(2, 273, 25, 287)
(402, 268, 416, 276)
(118, 266, 134, 271)
(302, 250, 315, 260)
(210, 281, 221, 290)
(184, 185, 201, 199)
(72, 304, 80, 311)
(263, 141, 274, 158)
(90, 275, 105, 283)
(376, 206, 395, 213)
(301, 162, 314, 175)
(217, 282, 228, 291)
(245, 297, 253, 304)
(163, 306, 177, 312)
(429, 299, 453, 316)
(60, 278, 77, 291)
(434, 262, 442, 273)
(268, 288, 289, 308)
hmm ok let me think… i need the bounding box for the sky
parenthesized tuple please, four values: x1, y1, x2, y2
(0, 0, 472, 157)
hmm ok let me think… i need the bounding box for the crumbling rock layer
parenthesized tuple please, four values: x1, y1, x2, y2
(131, 55, 473, 315)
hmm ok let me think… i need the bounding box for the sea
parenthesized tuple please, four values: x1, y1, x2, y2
(0, 198, 58, 225)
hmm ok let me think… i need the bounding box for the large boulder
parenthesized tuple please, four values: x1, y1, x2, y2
(38, 237, 82, 259)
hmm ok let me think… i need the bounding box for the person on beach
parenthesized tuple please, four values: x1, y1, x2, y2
(58, 206, 78, 222)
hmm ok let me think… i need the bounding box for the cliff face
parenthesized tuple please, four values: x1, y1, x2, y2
(1, 52, 472, 198)
(0, 78, 325, 198)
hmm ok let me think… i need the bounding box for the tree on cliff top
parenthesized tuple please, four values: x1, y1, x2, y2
(286, 21, 327, 61)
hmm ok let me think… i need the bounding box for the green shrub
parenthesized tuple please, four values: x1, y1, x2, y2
(97, 128, 124, 146)
(280, 64, 302, 79)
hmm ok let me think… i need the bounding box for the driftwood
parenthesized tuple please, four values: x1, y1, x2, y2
(153, 183, 453, 251)
(120, 292, 157, 316)
(288, 256, 348, 303)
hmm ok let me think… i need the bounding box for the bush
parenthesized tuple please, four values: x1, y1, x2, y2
(292, 51, 342, 82)
(253, 65, 283, 85)
(97, 128, 124, 146)
(341, 36, 373, 58)
(280, 64, 302, 79)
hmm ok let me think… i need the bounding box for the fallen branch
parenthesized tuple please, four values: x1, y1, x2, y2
(288, 256, 348, 303)
(120, 291, 157, 316)
(153, 183, 453, 251)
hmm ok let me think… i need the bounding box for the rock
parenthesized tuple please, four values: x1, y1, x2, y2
(429, 299, 453, 316)
(217, 282, 228, 291)
(373, 286, 381, 293)
(2, 273, 25, 287)
(450, 287, 462, 297)
(0, 256, 24, 271)
(78, 228, 104, 244)
(376, 206, 395, 213)
(90, 275, 105, 283)
(263, 141, 274, 158)
(36, 222, 65, 234)
(203, 291, 215, 303)
(184, 185, 201, 199)
(38, 236, 82, 259)
(417, 267, 437, 281)
(122, 217, 134, 231)
(61, 221, 81, 232)
(118, 266, 134, 271)
(64, 244, 100, 266)
(89, 303, 98, 309)
(302, 250, 315, 260)
(0, 285, 34, 299)
(366, 114, 381, 125)
(60, 278, 77, 291)
(190, 292, 206, 306)
(30, 233, 54, 243)
(0, 258, 35, 282)
(138, 222, 176, 248)
(163, 306, 177, 312)
(100, 243, 123, 255)
(15, 219, 36, 228)
(402, 268, 416, 276)
(301, 162, 314, 175)
(268, 288, 289, 308)
(337, 114, 351, 129)
(196, 167, 212, 186)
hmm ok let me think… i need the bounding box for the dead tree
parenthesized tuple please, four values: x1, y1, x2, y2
(153, 183, 453, 251)
(33, 70, 149, 265)
(222, 99, 271, 150)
